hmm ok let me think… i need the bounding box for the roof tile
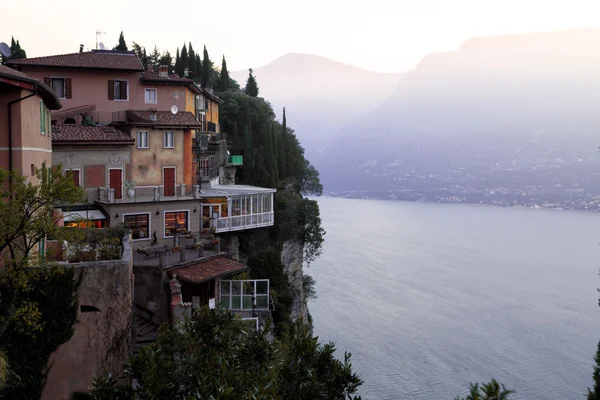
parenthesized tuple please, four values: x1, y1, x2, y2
(169, 256, 248, 284)
(127, 110, 201, 127)
(6, 51, 144, 71)
(52, 125, 134, 143)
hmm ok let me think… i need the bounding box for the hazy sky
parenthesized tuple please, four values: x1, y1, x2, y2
(3, 0, 599, 73)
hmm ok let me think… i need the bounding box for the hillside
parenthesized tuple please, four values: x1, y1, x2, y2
(231, 53, 403, 153)
(310, 28, 600, 209)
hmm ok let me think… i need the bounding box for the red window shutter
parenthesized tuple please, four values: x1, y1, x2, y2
(65, 78, 72, 99)
(109, 169, 122, 199)
(164, 168, 175, 196)
(108, 80, 115, 100)
(120, 81, 128, 100)
(44, 77, 51, 86)
(71, 170, 80, 187)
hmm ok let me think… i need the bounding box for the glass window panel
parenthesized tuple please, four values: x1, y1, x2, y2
(231, 295, 241, 309)
(243, 281, 254, 296)
(220, 297, 230, 309)
(256, 281, 268, 294)
(220, 281, 230, 296)
(243, 296, 254, 310)
(231, 281, 241, 295)
(255, 295, 268, 309)
(124, 214, 149, 239)
(164, 211, 188, 236)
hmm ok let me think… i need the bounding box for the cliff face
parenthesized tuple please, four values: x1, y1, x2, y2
(281, 240, 309, 323)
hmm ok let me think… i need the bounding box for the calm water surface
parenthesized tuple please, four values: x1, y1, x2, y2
(309, 197, 600, 400)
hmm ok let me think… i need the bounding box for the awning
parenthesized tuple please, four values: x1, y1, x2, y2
(168, 256, 248, 284)
(200, 184, 276, 197)
(63, 210, 106, 222)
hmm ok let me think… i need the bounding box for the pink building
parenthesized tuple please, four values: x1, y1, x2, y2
(0, 65, 61, 181)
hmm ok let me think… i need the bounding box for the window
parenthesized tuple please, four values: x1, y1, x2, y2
(137, 131, 148, 148)
(110, 80, 128, 101)
(40, 101, 47, 135)
(67, 170, 80, 187)
(163, 131, 174, 148)
(51, 78, 65, 99)
(220, 280, 269, 311)
(145, 88, 157, 104)
(124, 214, 150, 240)
(164, 211, 188, 237)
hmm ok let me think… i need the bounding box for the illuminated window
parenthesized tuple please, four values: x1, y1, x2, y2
(164, 211, 188, 237)
(124, 214, 150, 240)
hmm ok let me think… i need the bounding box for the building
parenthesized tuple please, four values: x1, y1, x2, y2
(0, 65, 61, 181)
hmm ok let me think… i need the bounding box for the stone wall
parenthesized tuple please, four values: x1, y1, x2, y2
(42, 236, 133, 400)
(281, 239, 309, 323)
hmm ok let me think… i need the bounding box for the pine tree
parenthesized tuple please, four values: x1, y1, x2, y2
(174, 48, 181, 77)
(244, 69, 259, 97)
(160, 51, 173, 73)
(131, 42, 148, 69)
(201, 45, 211, 88)
(188, 43, 196, 79)
(219, 55, 230, 91)
(148, 46, 161, 70)
(589, 341, 600, 399)
(113, 31, 128, 51)
(179, 43, 188, 77)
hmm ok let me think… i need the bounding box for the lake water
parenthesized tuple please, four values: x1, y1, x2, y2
(309, 197, 600, 400)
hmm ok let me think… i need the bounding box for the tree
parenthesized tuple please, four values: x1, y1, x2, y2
(113, 31, 127, 51)
(159, 51, 173, 73)
(187, 42, 196, 79)
(131, 42, 147, 69)
(455, 379, 514, 400)
(178, 43, 188, 77)
(194, 53, 202, 80)
(219, 55, 230, 91)
(0, 165, 84, 264)
(277, 108, 287, 178)
(1, 37, 26, 62)
(91, 307, 362, 399)
(299, 159, 323, 196)
(174, 47, 180, 77)
(201, 45, 211, 87)
(245, 68, 259, 97)
(589, 342, 600, 399)
(0, 165, 84, 399)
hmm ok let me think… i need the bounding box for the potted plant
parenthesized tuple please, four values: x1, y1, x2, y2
(124, 180, 136, 199)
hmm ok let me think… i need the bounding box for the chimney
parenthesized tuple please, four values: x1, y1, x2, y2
(158, 65, 168, 78)
(79, 44, 84, 53)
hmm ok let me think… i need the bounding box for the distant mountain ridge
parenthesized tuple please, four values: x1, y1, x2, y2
(308, 28, 600, 209)
(231, 53, 403, 153)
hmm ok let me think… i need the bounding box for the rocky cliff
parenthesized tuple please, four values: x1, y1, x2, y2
(281, 239, 309, 323)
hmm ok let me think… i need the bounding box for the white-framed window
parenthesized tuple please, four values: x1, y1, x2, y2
(51, 78, 66, 99)
(137, 130, 148, 149)
(164, 210, 189, 237)
(163, 131, 174, 148)
(220, 280, 270, 310)
(114, 80, 128, 101)
(123, 213, 150, 240)
(145, 88, 157, 104)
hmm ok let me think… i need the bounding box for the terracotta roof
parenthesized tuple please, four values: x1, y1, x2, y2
(52, 104, 96, 119)
(6, 50, 144, 71)
(0, 65, 61, 109)
(126, 110, 201, 128)
(52, 125, 134, 144)
(169, 256, 248, 284)
(141, 71, 201, 94)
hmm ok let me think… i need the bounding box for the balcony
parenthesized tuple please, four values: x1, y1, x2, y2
(226, 155, 243, 166)
(96, 184, 202, 204)
(213, 212, 274, 233)
(132, 240, 221, 269)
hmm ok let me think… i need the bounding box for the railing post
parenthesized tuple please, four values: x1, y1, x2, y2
(159, 251, 165, 268)
(216, 241, 221, 253)
(180, 247, 185, 262)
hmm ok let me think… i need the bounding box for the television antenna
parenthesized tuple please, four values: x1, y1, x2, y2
(171, 105, 178, 115)
(95, 30, 106, 49)
(0, 42, 12, 58)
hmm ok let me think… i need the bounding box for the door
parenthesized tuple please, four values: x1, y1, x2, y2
(109, 169, 122, 200)
(163, 167, 175, 197)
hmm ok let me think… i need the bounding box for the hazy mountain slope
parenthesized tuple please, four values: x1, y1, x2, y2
(311, 28, 600, 206)
(231, 53, 403, 153)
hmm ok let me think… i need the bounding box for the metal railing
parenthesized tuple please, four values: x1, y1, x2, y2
(214, 212, 274, 233)
(132, 240, 221, 268)
(98, 184, 202, 204)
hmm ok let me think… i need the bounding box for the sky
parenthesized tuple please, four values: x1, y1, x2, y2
(2, 0, 599, 73)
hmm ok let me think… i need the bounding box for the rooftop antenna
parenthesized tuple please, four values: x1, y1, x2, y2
(95, 30, 106, 50)
(0, 42, 12, 58)
(171, 105, 178, 115)
(98, 42, 105, 50)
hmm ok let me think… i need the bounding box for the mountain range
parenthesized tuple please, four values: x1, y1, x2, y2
(233, 28, 600, 210)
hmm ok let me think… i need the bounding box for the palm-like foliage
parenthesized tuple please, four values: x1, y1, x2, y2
(455, 379, 515, 400)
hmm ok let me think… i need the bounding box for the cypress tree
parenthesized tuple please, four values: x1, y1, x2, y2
(195, 54, 202, 81)
(4, 36, 27, 61)
(188, 42, 196, 79)
(244, 69, 259, 97)
(201, 45, 211, 87)
(174, 48, 181, 77)
(113, 31, 128, 51)
(179, 43, 188, 77)
(220, 55, 230, 91)
(242, 123, 254, 183)
(277, 111, 287, 179)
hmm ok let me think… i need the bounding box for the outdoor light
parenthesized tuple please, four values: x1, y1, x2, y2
(115, 212, 119, 218)
(156, 209, 160, 215)
(193, 207, 197, 213)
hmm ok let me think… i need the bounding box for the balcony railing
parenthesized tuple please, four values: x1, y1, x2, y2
(226, 156, 243, 166)
(88, 111, 128, 125)
(97, 184, 202, 204)
(213, 212, 274, 233)
(132, 240, 221, 269)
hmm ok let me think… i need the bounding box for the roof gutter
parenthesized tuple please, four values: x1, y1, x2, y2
(8, 85, 38, 190)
